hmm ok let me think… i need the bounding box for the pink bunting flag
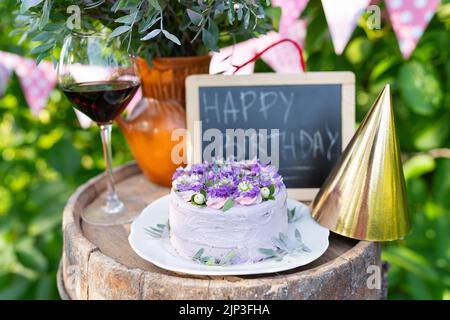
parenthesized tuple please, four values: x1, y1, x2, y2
(256, 21, 307, 73)
(210, 39, 259, 75)
(272, 0, 309, 36)
(321, 0, 371, 55)
(0, 51, 56, 115)
(386, 0, 440, 59)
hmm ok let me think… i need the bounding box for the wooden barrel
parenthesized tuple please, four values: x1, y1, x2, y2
(58, 162, 386, 300)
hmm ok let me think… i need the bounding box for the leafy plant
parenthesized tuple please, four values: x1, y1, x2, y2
(192, 248, 236, 266)
(259, 228, 311, 261)
(144, 221, 168, 238)
(12, 0, 275, 63)
(287, 207, 297, 223)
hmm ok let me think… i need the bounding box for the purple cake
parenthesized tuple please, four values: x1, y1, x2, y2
(169, 159, 288, 265)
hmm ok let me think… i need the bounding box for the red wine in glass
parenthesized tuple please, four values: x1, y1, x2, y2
(58, 33, 145, 226)
(62, 80, 139, 124)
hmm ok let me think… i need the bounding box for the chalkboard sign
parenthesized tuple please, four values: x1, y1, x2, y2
(186, 73, 355, 200)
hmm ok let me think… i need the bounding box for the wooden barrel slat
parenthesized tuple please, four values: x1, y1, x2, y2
(59, 162, 385, 300)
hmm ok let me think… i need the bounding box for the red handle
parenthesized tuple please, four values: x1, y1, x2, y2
(232, 38, 306, 75)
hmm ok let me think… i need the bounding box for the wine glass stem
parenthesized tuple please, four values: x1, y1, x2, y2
(99, 123, 124, 214)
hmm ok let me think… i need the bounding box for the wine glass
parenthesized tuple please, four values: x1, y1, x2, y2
(58, 33, 144, 226)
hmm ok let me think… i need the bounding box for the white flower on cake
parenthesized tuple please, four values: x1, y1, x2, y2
(193, 193, 205, 205)
(238, 181, 252, 192)
(260, 187, 270, 199)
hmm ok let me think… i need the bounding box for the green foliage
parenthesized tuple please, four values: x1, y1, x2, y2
(0, 0, 449, 300)
(0, 1, 132, 299)
(301, 0, 450, 300)
(12, 0, 274, 60)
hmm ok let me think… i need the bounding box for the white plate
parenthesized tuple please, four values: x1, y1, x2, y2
(129, 195, 329, 276)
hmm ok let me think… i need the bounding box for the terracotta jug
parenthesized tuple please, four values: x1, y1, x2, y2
(117, 56, 211, 187)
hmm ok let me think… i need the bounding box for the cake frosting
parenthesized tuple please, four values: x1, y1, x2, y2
(169, 159, 288, 264)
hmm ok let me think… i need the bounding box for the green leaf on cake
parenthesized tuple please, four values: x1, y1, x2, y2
(222, 198, 234, 212)
(294, 229, 302, 242)
(193, 248, 204, 260)
(192, 248, 236, 266)
(287, 207, 299, 223)
(144, 222, 167, 238)
(269, 184, 275, 196)
(260, 229, 311, 262)
(258, 248, 278, 258)
(219, 251, 236, 266)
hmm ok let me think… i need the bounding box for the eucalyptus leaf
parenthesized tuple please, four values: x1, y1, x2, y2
(302, 245, 312, 253)
(237, 5, 243, 21)
(39, 0, 51, 30)
(228, 6, 234, 24)
(85, 0, 105, 10)
(20, 0, 43, 13)
(111, 0, 124, 12)
(294, 229, 302, 243)
(42, 23, 62, 32)
(139, 16, 160, 33)
(31, 32, 54, 42)
(258, 248, 278, 258)
(272, 237, 288, 251)
(187, 8, 202, 25)
(148, 0, 161, 10)
(162, 30, 181, 45)
(29, 41, 54, 55)
(51, 54, 57, 68)
(202, 29, 218, 51)
(115, 14, 135, 24)
(287, 207, 297, 223)
(149, 226, 163, 233)
(36, 51, 49, 65)
(193, 248, 204, 259)
(141, 28, 161, 40)
(244, 10, 250, 29)
(109, 25, 132, 38)
(219, 250, 236, 265)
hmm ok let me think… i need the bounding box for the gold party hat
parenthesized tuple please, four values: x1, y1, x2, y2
(311, 85, 410, 241)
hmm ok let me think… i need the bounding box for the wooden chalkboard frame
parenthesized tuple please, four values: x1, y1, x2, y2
(185, 72, 355, 201)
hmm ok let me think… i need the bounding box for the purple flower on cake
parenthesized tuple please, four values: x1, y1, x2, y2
(234, 180, 262, 206)
(172, 173, 203, 193)
(172, 159, 284, 210)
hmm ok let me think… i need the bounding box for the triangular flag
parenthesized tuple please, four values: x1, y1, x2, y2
(321, 0, 371, 55)
(258, 21, 307, 73)
(386, 0, 440, 59)
(209, 39, 259, 75)
(0, 51, 57, 114)
(272, 0, 309, 36)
